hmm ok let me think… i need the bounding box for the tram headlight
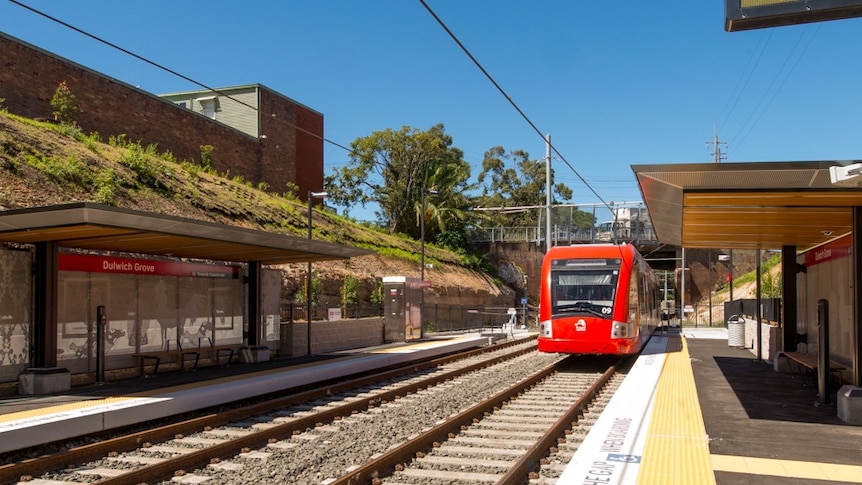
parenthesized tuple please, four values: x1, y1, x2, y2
(610, 321, 635, 339)
(539, 320, 552, 337)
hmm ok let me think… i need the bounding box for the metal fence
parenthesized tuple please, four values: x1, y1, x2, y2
(677, 298, 781, 327)
(468, 225, 659, 246)
(281, 301, 538, 334)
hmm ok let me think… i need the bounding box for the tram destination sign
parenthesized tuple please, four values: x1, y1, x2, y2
(725, 0, 862, 31)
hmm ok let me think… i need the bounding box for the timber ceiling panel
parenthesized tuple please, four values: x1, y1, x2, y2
(632, 161, 862, 251)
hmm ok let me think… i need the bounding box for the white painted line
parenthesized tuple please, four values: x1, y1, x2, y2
(557, 336, 668, 485)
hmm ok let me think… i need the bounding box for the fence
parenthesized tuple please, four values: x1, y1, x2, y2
(678, 298, 781, 327)
(281, 301, 538, 334)
(468, 225, 659, 246)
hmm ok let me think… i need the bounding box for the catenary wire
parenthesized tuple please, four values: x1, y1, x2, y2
(728, 25, 819, 156)
(418, 0, 614, 214)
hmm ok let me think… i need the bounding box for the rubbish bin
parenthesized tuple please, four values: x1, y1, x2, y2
(727, 315, 745, 347)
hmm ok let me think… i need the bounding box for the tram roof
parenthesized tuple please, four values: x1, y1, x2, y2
(632, 161, 862, 252)
(0, 202, 371, 264)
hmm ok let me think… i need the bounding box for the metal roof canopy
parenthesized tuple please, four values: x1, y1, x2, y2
(0, 202, 370, 264)
(632, 161, 862, 251)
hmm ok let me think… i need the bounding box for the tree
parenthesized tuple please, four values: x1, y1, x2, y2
(325, 124, 474, 241)
(341, 275, 359, 314)
(474, 146, 586, 229)
(51, 81, 79, 124)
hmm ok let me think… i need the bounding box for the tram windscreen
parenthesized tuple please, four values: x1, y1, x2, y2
(551, 258, 619, 318)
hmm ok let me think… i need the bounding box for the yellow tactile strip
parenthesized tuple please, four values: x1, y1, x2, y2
(636, 335, 716, 485)
(712, 454, 862, 483)
(0, 396, 139, 424)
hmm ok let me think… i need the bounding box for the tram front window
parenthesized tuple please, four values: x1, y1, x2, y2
(551, 268, 618, 318)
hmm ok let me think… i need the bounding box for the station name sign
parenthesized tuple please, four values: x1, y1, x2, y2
(804, 235, 851, 267)
(59, 253, 240, 278)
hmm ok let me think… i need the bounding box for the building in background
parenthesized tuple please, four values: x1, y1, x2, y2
(0, 32, 323, 198)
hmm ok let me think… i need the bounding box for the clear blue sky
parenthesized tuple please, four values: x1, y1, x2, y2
(2, 1, 861, 223)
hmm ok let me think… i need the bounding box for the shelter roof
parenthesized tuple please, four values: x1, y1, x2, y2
(632, 161, 862, 251)
(0, 202, 370, 264)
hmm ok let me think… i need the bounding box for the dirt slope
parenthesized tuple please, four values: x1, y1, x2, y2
(0, 113, 515, 308)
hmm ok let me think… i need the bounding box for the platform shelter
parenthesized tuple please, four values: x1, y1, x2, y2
(0, 202, 370, 391)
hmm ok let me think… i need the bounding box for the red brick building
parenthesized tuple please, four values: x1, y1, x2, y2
(0, 32, 323, 198)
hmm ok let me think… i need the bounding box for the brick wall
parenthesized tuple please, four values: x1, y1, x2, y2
(0, 32, 323, 196)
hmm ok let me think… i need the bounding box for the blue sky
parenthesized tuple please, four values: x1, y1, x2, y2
(2, 1, 861, 223)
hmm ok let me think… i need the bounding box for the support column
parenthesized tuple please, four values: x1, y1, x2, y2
(853, 208, 862, 386)
(782, 245, 798, 352)
(246, 261, 261, 347)
(33, 241, 59, 368)
(242, 261, 269, 363)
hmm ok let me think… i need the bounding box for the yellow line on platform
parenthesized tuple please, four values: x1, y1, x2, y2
(0, 396, 140, 423)
(637, 335, 716, 485)
(712, 454, 862, 483)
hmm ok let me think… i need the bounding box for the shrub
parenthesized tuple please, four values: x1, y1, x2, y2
(51, 81, 79, 124)
(341, 275, 359, 311)
(93, 168, 118, 205)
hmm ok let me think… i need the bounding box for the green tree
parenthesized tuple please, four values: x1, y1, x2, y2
(325, 124, 474, 241)
(341, 275, 359, 313)
(50, 81, 79, 124)
(474, 146, 584, 228)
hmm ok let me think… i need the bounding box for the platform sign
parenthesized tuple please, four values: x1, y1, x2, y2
(725, 0, 862, 31)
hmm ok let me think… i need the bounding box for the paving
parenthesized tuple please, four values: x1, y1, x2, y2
(687, 333, 862, 485)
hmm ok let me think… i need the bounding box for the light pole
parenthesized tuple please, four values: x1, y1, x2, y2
(307, 191, 327, 355)
(420, 189, 439, 337)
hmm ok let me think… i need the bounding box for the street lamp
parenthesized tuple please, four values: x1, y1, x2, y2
(420, 189, 439, 337)
(307, 190, 327, 355)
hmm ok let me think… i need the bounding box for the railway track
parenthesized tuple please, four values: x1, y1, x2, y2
(329, 358, 626, 485)
(2, 337, 536, 484)
(4, 339, 628, 485)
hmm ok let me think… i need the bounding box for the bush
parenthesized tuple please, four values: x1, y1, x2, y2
(51, 81, 79, 124)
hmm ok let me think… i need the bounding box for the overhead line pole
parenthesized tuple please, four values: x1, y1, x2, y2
(545, 133, 552, 252)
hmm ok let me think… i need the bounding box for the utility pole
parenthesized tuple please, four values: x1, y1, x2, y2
(706, 126, 727, 163)
(545, 133, 552, 252)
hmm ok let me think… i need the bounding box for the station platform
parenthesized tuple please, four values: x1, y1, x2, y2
(559, 327, 862, 485)
(0, 332, 497, 454)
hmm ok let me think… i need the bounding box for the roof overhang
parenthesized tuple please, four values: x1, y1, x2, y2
(632, 161, 862, 252)
(0, 203, 371, 264)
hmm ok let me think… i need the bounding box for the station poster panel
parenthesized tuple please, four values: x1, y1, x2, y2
(56, 253, 244, 372)
(0, 248, 32, 382)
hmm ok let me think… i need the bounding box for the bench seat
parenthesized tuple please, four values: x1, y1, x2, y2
(778, 351, 846, 385)
(133, 343, 242, 377)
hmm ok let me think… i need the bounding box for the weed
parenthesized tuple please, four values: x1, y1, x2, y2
(26, 153, 91, 185)
(118, 144, 158, 187)
(199, 144, 214, 170)
(93, 168, 118, 205)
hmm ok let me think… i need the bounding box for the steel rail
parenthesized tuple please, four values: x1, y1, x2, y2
(2, 338, 536, 485)
(328, 358, 603, 485)
(0, 336, 535, 483)
(495, 359, 623, 485)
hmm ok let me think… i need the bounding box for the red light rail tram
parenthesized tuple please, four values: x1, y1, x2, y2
(537, 243, 660, 355)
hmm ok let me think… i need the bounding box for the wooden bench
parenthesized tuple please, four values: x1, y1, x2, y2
(777, 351, 846, 385)
(203, 344, 241, 366)
(133, 340, 241, 377)
(132, 343, 201, 377)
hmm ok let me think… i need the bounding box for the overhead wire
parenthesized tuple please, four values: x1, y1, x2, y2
(729, 24, 820, 155)
(7, 0, 352, 153)
(716, 30, 772, 136)
(417, 0, 614, 215)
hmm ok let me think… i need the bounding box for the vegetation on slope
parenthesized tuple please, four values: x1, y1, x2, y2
(0, 110, 480, 270)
